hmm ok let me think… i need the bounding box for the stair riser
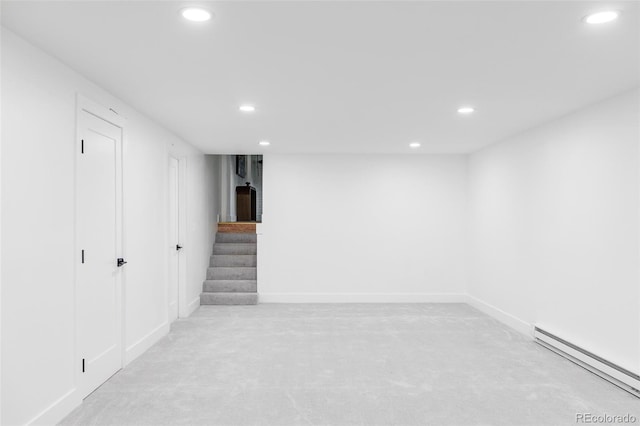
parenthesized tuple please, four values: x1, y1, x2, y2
(210, 255, 257, 267)
(200, 293, 258, 305)
(218, 223, 256, 234)
(207, 267, 257, 280)
(213, 244, 257, 255)
(203, 280, 257, 293)
(216, 233, 257, 244)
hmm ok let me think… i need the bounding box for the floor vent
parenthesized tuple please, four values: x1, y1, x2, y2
(533, 326, 640, 398)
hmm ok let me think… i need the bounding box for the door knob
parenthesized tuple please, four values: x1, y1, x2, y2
(117, 258, 128, 267)
(176, 245, 183, 251)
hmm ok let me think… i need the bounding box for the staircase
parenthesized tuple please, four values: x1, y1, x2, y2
(200, 231, 258, 305)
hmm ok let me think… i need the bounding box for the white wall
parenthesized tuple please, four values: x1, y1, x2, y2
(204, 155, 221, 245)
(468, 88, 640, 374)
(1, 28, 215, 425)
(258, 154, 468, 302)
(178, 153, 220, 317)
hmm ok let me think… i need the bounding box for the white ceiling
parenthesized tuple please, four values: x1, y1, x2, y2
(2, 1, 638, 154)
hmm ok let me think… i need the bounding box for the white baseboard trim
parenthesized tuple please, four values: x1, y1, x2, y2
(27, 321, 172, 425)
(259, 292, 468, 303)
(125, 321, 169, 366)
(26, 387, 80, 426)
(184, 296, 200, 317)
(466, 294, 533, 337)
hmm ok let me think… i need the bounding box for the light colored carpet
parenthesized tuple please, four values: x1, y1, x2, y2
(60, 304, 640, 425)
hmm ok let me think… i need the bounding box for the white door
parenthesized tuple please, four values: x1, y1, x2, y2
(77, 109, 123, 399)
(168, 157, 180, 322)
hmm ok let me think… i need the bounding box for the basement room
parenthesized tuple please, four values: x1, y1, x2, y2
(1, 1, 639, 425)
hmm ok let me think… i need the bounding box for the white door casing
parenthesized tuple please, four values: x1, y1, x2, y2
(75, 96, 125, 399)
(168, 156, 179, 322)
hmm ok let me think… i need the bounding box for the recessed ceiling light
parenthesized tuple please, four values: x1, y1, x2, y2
(259, 140, 270, 146)
(457, 106, 475, 114)
(239, 105, 256, 113)
(583, 10, 620, 24)
(409, 142, 421, 148)
(181, 7, 212, 22)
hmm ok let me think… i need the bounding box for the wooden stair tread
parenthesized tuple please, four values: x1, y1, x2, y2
(218, 222, 257, 233)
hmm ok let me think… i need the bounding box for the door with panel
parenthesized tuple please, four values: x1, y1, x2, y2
(77, 108, 124, 399)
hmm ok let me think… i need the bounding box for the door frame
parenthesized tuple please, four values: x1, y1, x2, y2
(167, 154, 188, 318)
(167, 155, 188, 320)
(74, 94, 127, 396)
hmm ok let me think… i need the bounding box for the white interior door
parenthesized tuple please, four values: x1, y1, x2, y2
(168, 157, 180, 322)
(77, 109, 123, 399)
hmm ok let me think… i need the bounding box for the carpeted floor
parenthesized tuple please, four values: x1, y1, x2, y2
(60, 304, 640, 425)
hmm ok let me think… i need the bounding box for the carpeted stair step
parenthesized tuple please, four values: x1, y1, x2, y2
(200, 292, 258, 305)
(210, 254, 257, 267)
(203, 280, 257, 293)
(216, 233, 257, 244)
(207, 267, 256, 280)
(201, 231, 259, 306)
(212, 243, 257, 255)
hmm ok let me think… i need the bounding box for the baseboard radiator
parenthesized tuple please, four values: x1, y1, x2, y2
(533, 326, 640, 398)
